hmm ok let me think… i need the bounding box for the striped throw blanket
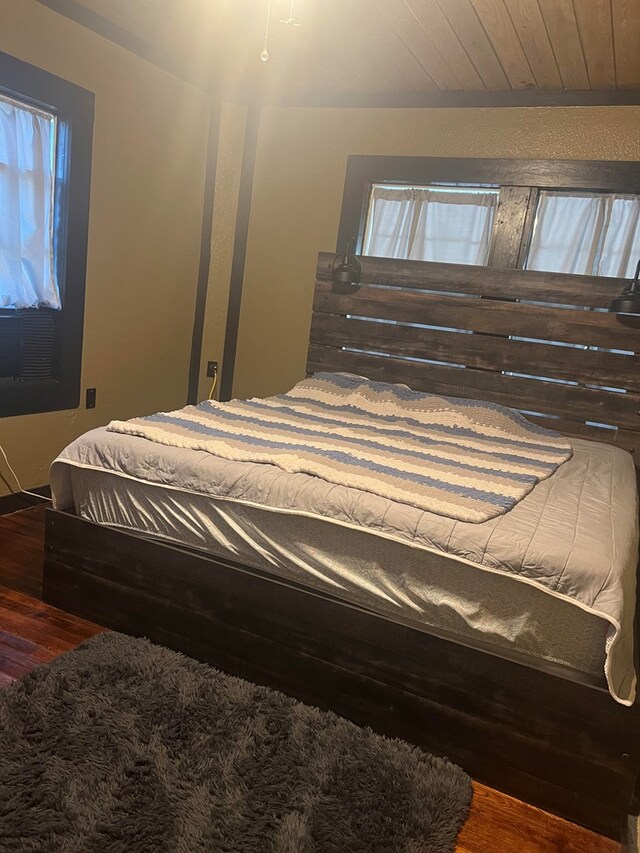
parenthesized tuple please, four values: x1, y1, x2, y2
(107, 372, 573, 523)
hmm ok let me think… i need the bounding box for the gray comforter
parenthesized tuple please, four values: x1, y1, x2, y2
(51, 427, 639, 705)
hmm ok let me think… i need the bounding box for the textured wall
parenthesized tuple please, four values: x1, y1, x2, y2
(0, 0, 210, 494)
(233, 105, 640, 400)
(196, 101, 247, 402)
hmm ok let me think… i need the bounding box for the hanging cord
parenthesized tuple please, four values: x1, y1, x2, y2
(280, 0, 302, 25)
(261, 0, 272, 61)
(262, 0, 302, 62)
(0, 442, 51, 503)
(208, 369, 218, 401)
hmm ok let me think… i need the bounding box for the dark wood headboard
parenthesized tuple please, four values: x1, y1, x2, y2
(307, 253, 640, 464)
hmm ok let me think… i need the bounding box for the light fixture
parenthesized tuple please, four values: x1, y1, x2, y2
(611, 259, 640, 315)
(261, 0, 302, 62)
(260, 0, 272, 61)
(280, 0, 302, 26)
(330, 237, 361, 292)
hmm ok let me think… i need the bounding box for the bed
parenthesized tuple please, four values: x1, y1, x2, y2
(43, 253, 640, 839)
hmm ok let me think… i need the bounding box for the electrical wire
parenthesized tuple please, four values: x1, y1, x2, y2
(0, 467, 14, 496)
(0, 442, 51, 503)
(2, 361, 217, 501)
(208, 370, 218, 400)
(280, 0, 301, 25)
(261, 0, 272, 61)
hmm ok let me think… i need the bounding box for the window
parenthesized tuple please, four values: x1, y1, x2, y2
(0, 93, 60, 310)
(525, 191, 640, 278)
(338, 156, 640, 279)
(363, 184, 498, 265)
(0, 51, 94, 418)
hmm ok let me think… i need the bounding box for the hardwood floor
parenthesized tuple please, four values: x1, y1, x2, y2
(0, 503, 46, 598)
(0, 586, 102, 686)
(0, 506, 623, 853)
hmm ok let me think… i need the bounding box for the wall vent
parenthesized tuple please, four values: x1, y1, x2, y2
(0, 316, 25, 378)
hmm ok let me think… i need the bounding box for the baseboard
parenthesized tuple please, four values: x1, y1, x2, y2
(0, 485, 51, 516)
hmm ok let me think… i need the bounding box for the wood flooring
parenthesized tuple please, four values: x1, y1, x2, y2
(0, 506, 623, 852)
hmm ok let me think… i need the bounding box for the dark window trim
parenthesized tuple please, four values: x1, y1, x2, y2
(219, 105, 261, 402)
(187, 101, 221, 405)
(0, 50, 94, 418)
(337, 156, 640, 271)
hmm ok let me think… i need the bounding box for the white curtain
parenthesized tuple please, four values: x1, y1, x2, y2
(363, 185, 498, 265)
(0, 93, 60, 309)
(526, 190, 640, 278)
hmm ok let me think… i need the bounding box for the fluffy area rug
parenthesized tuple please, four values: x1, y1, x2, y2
(0, 632, 472, 852)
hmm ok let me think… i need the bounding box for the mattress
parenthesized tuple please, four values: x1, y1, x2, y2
(51, 427, 639, 702)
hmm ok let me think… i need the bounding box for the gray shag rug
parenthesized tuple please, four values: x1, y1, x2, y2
(0, 632, 472, 852)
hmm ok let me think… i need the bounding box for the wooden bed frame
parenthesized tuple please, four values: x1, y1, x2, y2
(44, 254, 640, 840)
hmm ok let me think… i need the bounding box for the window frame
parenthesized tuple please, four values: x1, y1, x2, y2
(337, 155, 640, 273)
(0, 50, 94, 418)
(523, 188, 640, 277)
(361, 182, 501, 266)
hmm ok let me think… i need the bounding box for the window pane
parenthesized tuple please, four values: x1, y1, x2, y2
(0, 93, 59, 309)
(363, 184, 499, 265)
(525, 190, 640, 278)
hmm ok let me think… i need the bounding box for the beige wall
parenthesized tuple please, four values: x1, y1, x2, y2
(0, 0, 210, 494)
(233, 105, 640, 400)
(196, 101, 247, 402)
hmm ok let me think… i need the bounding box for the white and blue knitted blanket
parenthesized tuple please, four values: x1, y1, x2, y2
(107, 372, 573, 523)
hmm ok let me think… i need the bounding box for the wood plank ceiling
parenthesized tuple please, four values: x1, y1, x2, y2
(65, 0, 640, 98)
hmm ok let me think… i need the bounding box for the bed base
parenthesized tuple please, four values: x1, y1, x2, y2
(43, 507, 640, 840)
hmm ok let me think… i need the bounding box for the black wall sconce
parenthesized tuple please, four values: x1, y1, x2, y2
(611, 259, 640, 315)
(330, 237, 361, 293)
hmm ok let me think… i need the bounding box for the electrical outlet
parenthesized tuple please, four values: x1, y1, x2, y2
(86, 387, 96, 409)
(206, 361, 218, 378)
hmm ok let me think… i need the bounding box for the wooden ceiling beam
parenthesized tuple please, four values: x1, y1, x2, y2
(276, 88, 640, 109)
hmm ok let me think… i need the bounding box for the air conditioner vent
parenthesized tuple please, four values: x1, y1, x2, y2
(0, 317, 25, 378)
(21, 311, 56, 380)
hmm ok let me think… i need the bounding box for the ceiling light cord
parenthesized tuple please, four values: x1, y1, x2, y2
(262, 0, 302, 62)
(280, 0, 301, 26)
(261, 0, 272, 62)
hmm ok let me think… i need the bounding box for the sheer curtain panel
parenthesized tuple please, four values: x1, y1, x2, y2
(526, 191, 640, 278)
(0, 93, 60, 309)
(363, 185, 498, 265)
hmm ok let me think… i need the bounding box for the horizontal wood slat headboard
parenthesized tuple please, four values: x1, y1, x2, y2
(308, 253, 640, 464)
